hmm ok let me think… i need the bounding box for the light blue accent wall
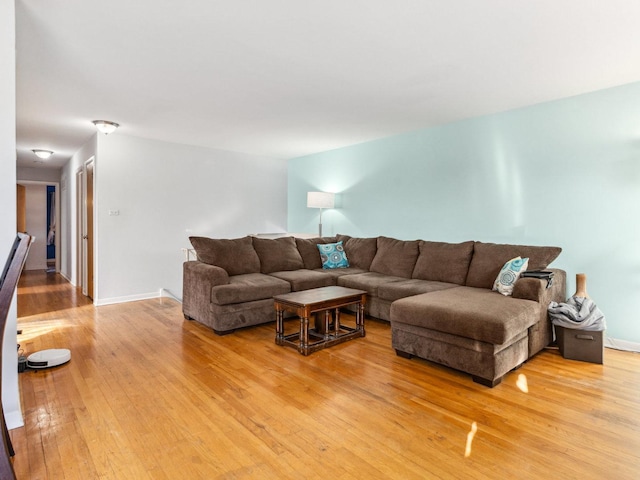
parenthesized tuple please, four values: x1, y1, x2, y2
(288, 81, 640, 343)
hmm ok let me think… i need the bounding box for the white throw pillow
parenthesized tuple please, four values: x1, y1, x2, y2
(493, 256, 529, 296)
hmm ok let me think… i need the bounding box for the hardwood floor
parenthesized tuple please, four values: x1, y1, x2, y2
(10, 271, 640, 479)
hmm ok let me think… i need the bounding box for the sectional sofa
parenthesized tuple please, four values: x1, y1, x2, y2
(183, 234, 565, 386)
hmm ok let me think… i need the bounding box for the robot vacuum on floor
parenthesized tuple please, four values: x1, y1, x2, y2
(26, 349, 71, 369)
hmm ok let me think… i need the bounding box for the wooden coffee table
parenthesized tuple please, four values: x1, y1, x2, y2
(274, 286, 367, 355)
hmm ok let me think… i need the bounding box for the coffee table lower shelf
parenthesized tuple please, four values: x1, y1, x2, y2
(274, 286, 367, 356)
(278, 323, 364, 355)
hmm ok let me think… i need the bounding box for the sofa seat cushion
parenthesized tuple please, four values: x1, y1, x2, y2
(312, 267, 368, 279)
(269, 269, 336, 291)
(211, 273, 291, 305)
(378, 279, 458, 302)
(337, 272, 406, 297)
(390, 286, 541, 345)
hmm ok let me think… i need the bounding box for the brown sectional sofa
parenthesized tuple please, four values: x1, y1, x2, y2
(183, 234, 565, 386)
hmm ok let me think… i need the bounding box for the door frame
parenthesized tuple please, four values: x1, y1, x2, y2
(76, 167, 84, 289)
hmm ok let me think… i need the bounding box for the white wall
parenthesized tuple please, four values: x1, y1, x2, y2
(0, 0, 22, 428)
(95, 134, 288, 304)
(17, 166, 61, 184)
(22, 184, 48, 270)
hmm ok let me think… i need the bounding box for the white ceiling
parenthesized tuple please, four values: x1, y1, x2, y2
(15, 0, 640, 169)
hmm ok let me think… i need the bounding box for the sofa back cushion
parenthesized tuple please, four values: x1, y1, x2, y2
(337, 234, 378, 270)
(369, 236, 419, 278)
(252, 236, 305, 273)
(189, 236, 260, 276)
(412, 240, 474, 285)
(295, 237, 337, 269)
(466, 242, 562, 289)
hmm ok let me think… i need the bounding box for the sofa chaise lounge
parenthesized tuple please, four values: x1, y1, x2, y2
(183, 234, 565, 386)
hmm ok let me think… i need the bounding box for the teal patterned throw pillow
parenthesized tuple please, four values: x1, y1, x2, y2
(493, 256, 529, 296)
(317, 241, 350, 269)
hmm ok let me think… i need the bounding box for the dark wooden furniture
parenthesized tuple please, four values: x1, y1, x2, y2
(274, 286, 366, 355)
(0, 233, 32, 480)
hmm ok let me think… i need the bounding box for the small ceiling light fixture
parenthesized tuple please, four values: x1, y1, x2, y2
(92, 120, 120, 135)
(32, 149, 54, 159)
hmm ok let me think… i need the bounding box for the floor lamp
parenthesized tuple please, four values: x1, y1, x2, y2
(307, 191, 335, 237)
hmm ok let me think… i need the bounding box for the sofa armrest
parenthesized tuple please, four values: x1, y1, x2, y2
(512, 278, 545, 302)
(184, 261, 230, 287)
(182, 261, 230, 320)
(512, 268, 566, 304)
(514, 268, 566, 357)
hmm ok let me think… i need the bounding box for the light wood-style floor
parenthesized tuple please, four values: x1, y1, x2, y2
(10, 271, 640, 479)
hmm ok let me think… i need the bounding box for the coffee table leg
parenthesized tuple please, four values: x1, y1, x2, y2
(324, 310, 331, 340)
(334, 307, 340, 335)
(275, 308, 284, 345)
(299, 316, 310, 355)
(358, 302, 366, 336)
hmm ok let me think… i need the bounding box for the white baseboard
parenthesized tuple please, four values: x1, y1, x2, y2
(159, 288, 182, 303)
(94, 290, 183, 306)
(605, 336, 640, 353)
(95, 292, 159, 306)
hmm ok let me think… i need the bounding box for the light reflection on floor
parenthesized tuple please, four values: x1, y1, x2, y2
(464, 373, 530, 458)
(517, 373, 529, 393)
(17, 318, 71, 343)
(465, 421, 478, 458)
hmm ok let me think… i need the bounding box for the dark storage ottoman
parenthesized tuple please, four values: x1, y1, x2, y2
(555, 326, 603, 364)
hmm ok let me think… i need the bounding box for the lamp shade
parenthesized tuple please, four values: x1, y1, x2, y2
(307, 191, 335, 209)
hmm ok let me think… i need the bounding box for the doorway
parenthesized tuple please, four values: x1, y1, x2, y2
(16, 181, 60, 273)
(46, 185, 56, 273)
(77, 158, 95, 300)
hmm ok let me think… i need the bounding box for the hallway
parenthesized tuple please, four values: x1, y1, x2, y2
(17, 271, 91, 318)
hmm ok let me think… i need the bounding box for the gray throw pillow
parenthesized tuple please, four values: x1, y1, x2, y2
(252, 236, 305, 273)
(466, 242, 561, 289)
(189, 236, 260, 276)
(369, 236, 419, 278)
(412, 240, 474, 285)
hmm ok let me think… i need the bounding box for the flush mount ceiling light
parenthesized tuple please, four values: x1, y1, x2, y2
(92, 120, 120, 135)
(32, 149, 54, 159)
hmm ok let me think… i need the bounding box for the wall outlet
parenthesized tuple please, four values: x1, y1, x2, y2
(108, 210, 120, 216)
